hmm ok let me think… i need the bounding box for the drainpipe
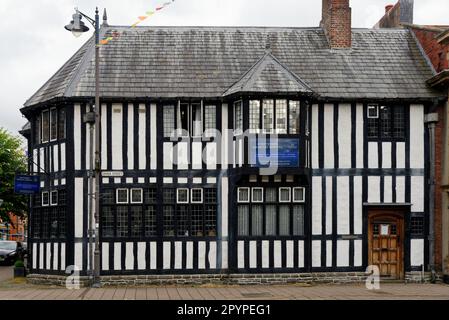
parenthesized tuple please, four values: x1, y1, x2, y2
(425, 112, 439, 283)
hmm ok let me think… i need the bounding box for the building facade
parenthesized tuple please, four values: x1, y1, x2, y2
(21, 0, 446, 282)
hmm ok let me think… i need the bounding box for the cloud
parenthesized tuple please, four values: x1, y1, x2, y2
(0, 0, 447, 133)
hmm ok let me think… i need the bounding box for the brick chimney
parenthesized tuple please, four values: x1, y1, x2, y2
(321, 0, 352, 49)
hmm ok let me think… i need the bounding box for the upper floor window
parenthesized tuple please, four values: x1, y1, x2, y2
(36, 107, 66, 145)
(248, 99, 301, 135)
(234, 101, 243, 135)
(367, 104, 406, 140)
(163, 102, 217, 138)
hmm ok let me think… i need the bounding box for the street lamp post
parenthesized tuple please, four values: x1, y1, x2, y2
(65, 7, 101, 287)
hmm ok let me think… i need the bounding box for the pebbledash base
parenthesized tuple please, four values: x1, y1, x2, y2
(26, 272, 443, 288)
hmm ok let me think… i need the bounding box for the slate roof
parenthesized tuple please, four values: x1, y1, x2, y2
(24, 26, 443, 108)
(223, 51, 312, 96)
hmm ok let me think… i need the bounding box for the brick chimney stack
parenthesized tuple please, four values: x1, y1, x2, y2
(321, 0, 352, 49)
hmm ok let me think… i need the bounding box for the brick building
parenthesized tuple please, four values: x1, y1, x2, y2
(375, 0, 449, 277)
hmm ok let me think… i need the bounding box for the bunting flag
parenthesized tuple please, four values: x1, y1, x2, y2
(98, 0, 175, 46)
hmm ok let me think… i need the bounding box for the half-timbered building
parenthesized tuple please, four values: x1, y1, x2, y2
(20, 0, 447, 283)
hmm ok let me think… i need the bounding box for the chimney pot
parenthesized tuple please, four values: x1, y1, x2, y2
(385, 5, 394, 13)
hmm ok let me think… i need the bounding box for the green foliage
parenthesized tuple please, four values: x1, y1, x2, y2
(14, 260, 25, 268)
(0, 128, 28, 223)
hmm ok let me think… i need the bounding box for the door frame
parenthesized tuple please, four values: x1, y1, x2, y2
(367, 208, 406, 280)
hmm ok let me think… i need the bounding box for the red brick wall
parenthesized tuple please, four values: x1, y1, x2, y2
(411, 28, 449, 73)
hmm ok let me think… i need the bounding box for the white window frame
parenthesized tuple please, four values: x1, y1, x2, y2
(177, 188, 190, 204)
(237, 187, 250, 203)
(293, 187, 306, 203)
(42, 191, 50, 207)
(367, 104, 379, 119)
(116, 188, 129, 204)
(130, 188, 143, 204)
(252, 187, 264, 203)
(279, 187, 291, 203)
(49, 107, 58, 142)
(191, 188, 204, 204)
(191, 102, 203, 138)
(50, 190, 58, 206)
(262, 100, 274, 134)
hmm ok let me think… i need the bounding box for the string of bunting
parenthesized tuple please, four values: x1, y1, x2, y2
(99, 0, 175, 46)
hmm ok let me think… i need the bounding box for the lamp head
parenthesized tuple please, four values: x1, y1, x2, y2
(65, 10, 89, 37)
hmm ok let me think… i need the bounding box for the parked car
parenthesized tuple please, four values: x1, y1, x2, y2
(0, 241, 21, 266)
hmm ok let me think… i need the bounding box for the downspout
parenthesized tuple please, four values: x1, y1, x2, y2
(425, 111, 439, 282)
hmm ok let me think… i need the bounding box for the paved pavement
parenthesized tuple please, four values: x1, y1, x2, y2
(0, 266, 12, 283)
(0, 282, 448, 300)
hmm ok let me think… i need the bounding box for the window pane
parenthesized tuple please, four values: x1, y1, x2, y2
(50, 191, 58, 205)
(163, 206, 175, 236)
(204, 189, 217, 204)
(102, 207, 114, 238)
(293, 205, 304, 236)
(293, 188, 305, 202)
(42, 192, 49, 206)
(276, 100, 287, 134)
(265, 205, 277, 236)
(263, 100, 274, 133)
(191, 189, 203, 203)
(191, 205, 204, 236)
(251, 205, 263, 236)
(144, 189, 157, 204)
(177, 206, 189, 237)
(266, 188, 277, 203)
(252, 188, 263, 202)
(50, 109, 58, 141)
(205, 205, 217, 236)
(131, 189, 143, 203)
(163, 105, 175, 138)
(279, 188, 291, 202)
(234, 101, 243, 134)
(117, 189, 128, 204)
(179, 103, 189, 135)
(411, 216, 424, 236)
(177, 189, 189, 203)
(163, 189, 175, 203)
(249, 100, 260, 132)
(192, 103, 202, 136)
(50, 208, 58, 238)
(58, 190, 67, 206)
(41, 110, 50, 142)
(58, 108, 66, 139)
(279, 205, 290, 236)
(238, 188, 250, 202)
(59, 207, 66, 238)
(34, 116, 41, 145)
(117, 207, 128, 238)
(289, 101, 300, 134)
(367, 117, 378, 139)
(205, 105, 216, 133)
(131, 206, 142, 237)
(380, 106, 392, 139)
(102, 189, 115, 205)
(42, 208, 49, 238)
(33, 209, 41, 238)
(393, 106, 405, 139)
(237, 206, 249, 236)
(144, 206, 157, 237)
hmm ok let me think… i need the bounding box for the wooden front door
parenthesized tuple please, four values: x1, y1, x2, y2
(368, 210, 404, 280)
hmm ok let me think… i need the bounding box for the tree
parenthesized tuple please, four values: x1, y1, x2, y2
(0, 128, 27, 223)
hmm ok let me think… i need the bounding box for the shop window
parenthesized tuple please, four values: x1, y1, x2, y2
(177, 206, 189, 237)
(102, 206, 114, 238)
(238, 205, 249, 236)
(163, 206, 175, 236)
(131, 206, 143, 237)
(251, 205, 263, 236)
(117, 206, 128, 238)
(265, 205, 277, 236)
(293, 205, 305, 236)
(279, 205, 290, 236)
(144, 207, 157, 237)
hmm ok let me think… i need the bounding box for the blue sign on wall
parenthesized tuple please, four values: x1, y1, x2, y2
(14, 175, 40, 195)
(250, 138, 300, 168)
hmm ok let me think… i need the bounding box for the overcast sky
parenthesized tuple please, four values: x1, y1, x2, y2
(0, 0, 448, 134)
